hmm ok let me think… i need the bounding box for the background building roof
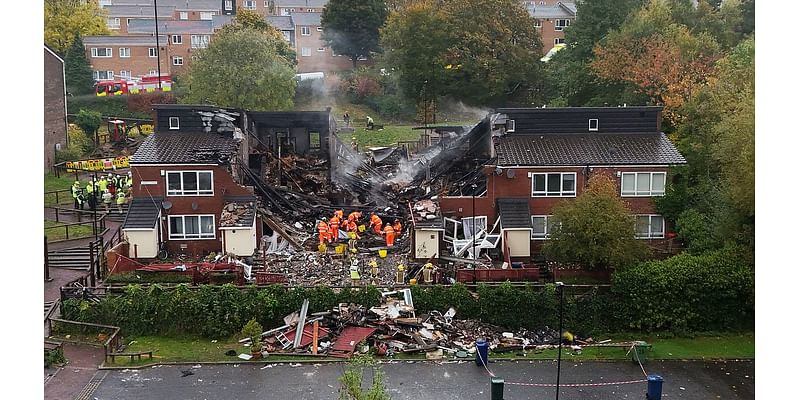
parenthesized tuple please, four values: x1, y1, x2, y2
(291, 12, 322, 26)
(274, 0, 329, 8)
(527, 2, 576, 19)
(128, 19, 215, 34)
(106, 5, 176, 17)
(83, 35, 168, 46)
(267, 15, 295, 31)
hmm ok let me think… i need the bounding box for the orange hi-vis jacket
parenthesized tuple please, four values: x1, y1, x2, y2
(348, 211, 362, 224)
(329, 216, 341, 241)
(393, 221, 402, 235)
(383, 224, 395, 247)
(318, 221, 329, 244)
(335, 210, 344, 220)
(370, 214, 383, 234)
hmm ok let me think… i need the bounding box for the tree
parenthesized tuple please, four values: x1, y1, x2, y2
(45, 0, 110, 54)
(543, 174, 649, 270)
(181, 28, 296, 111)
(338, 355, 391, 400)
(75, 109, 102, 147)
(380, 0, 543, 107)
(64, 33, 94, 96)
(218, 9, 297, 66)
(321, 0, 389, 69)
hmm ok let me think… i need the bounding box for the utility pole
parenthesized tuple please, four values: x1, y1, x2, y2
(555, 281, 564, 400)
(471, 183, 477, 285)
(154, 0, 162, 89)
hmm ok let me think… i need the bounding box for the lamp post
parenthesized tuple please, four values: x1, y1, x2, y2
(555, 281, 565, 400)
(471, 183, 477, 285)
(154, 0, 162, 89)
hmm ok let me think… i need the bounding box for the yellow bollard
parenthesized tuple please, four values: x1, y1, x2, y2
(318, 243, 327, 253)
(378, 249, 387, 258)
(395, 264, 405, 285)
(358, 225, 366, 233)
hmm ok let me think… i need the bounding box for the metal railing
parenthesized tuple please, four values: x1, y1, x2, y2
(47, 318, 121, 363)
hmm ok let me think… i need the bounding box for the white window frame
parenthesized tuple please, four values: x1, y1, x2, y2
(554, 37, 565, 45)
(461, 216, 487, 240)
(317, 27, 323, 32)
(148, 69, 158, 76)
(148, 47, 158, 58)
(620, 172, 666, 197)
(589, 118, 599, 131)
(173, 56, 184, 65)
(530, 172, 577, 197)
(191, 35, 210, 49)
(91, 48, 112, 58)
(119, 70, 131, 80)
(317, 47, 325, 52)
(301, 47, 311, 57)
(555, 19, 570, 31)
(243, 0, 256, 9)
(166, 171, 214, 196)
(301, 26, 311, 36)
(107, 17, 120, 29)
(635, 215, 665, 239)
(531, 215, 556, 240)
(169, 117, 180, 130)
(533, 19, 542, 29)
(224, 0, 233, 10)
(172, 34, 182, 44)
(179, 11, 189, 20)
(200, 11, 215, 20)
(265, 1, 270, 6)
(119, 47, 130, 58)
(168, 215, 216, 240)
(93, 70, 114, 81)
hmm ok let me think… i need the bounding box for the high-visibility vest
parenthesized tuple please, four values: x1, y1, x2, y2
(383, 225, 394, 235)
(318, 221, 329, 233)
(103, 192, 113, 204)
(86, 183, 94, 194)
(393, 222, 402, 233)
(116, 193, 126, 205)
(98, 179, 108, 193)
(71, 185, 80, 199)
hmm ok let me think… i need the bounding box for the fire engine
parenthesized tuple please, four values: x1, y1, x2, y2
(94, 74, 173, 96)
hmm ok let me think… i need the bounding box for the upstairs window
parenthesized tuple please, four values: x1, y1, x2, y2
(244, 0, 256, 9)
(301, 26, 311, 36)
(119, 47, 130, 58)
(191, 35, 210, 49)
(200, 11, 215, 20)
(91, 48, 112, 58)
(555, 19, 570, 31)
(531, 172, 576, 197)
(301, 47, 311, 57)
(533, 19, 542, 29)
(531, 215, 558, 239)
(172, 35, 182, 44)
(166, 171, 213, 196)
(169, 117, 180, 129)
(179, 12, 188, 20)
(224, 0, 233, 10)
(621, 172, 666, 197)
(148, 47, 158, 57)
(636, 215, 665, 239)
(107, 17, 120, 29)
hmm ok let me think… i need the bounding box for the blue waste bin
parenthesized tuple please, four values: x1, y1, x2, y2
(475, 338, 489, 366)
(646, 374, 663, 400)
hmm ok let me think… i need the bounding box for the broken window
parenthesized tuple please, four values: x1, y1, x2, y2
(169, 215, 215, 240)
(310, 132, 320, 149)
(461, 216, 487, 239)
(444, 217, 459, 242)
(166, 171, 213, 196)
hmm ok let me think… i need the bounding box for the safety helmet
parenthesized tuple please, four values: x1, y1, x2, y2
(74, 181, 79, 185)
(128, 171, 132, 176)
(321, 217, 327, 221)
(394, 219, 400, 223)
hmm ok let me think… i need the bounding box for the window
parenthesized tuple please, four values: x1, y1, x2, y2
(635, 215, 665, 239)
(531, 172, 576, 197)
(91, 48, 112, 58)
(317, 27, 323, 32)
(317, 47, 325, 52)
(555, 19, 570, 31)
(533, 19, 542, 29)
(169, 215, 216, 240)
(265, 1, 270, 6)
(148, 69, 158, 75)
(148, 47, 158, 57)
(191, 35, 210, 49)
(301, 26, 310, 36)
(301, 47, 311, 57)
(620, 172, 666, 197)
(531, 215, 558, 239)
(282, 31, 292, 42)
(169, 117, 180, 130)
(119, 70, 131, 80)
(119, 47, 130, 58)
(554, 37, 565, 45)
(173, 56, 184, 65)
(179, 11, 188, 20)
(93, 70, 114, 81)
(588, 118, 599, 131)
(127, 18, 132, 26)
(166, 171, 214, 196)
(200, 11, 214, 20)
(107, 17, 120, 29)
(224, 0, 233, 10)
(244, 0, 256, 9)
(172, 35, 182, 44)
(461, 216, 487, 239)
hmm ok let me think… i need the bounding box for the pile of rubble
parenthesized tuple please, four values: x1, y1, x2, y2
(242, 291, 562, 360)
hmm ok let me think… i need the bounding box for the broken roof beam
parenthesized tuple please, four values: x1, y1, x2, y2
(293, 299, 310, 349)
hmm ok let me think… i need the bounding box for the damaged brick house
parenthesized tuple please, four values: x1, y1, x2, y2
(435, 106, 686, 263)
(122, 104, 335, 259)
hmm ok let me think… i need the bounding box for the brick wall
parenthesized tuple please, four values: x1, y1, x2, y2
(86, 44, 172, 79)
(535, 16, 573, 54)
(295, 25, 355, 74)
(44, 48, 67, 174)
(131, 164, 255, 256)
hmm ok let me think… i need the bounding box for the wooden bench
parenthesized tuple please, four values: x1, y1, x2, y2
(107, 351, 153, 363)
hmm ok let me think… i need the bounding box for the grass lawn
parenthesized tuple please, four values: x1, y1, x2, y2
(105, 333, 754, 367)
(45, 220, 95, 241)
(44, 173, 79, 207)
(350, 125, 422, 148)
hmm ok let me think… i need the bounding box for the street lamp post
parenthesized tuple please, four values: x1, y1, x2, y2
(471, 183, 477, 285)
(555, 281, 565, 400)
(154, 0, 162, 89)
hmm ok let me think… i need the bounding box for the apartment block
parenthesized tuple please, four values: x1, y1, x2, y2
(83, 35, 170, 80)
(291, 12, 351, 74)
(526, 1, 576, 54)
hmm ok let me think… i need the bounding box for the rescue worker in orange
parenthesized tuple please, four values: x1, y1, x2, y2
(383, 223, 395, 247)
(393, 219, 402, 237)
(346, 219, 361, 239)
(335, 209, 344, 220)
(348, 211, 362, 224)
(329, 213, 342, 243)
(369, 213, 383, 236)
(318, 218, 330, 246)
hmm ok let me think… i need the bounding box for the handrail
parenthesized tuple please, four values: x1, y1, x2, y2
(47, 317, 122, 362)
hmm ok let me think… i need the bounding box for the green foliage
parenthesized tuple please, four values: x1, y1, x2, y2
(104, 271, 192, 285)
(74, 109, 102, 138)
(67, 94, 150, 119)
(45, 346, 67, 368)
(126, 92, 177, 116)
(64, 33, 94, 96)
(322, 0, 389, 68)
(338, 355, 392, 400)
(241, 318, 263, 352)
(611, 249, 754, 332)
(543, 174, 649, 270)
(218, 9, 297, 66)
(45, 0, 110, 54)
(181, 28, 296, 111)
(381, 0, 543, 106)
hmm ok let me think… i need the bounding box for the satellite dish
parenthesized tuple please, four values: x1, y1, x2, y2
(161, 200, 172, 210)
(192, 202, 199, 210)
(506, 169, 515, 178)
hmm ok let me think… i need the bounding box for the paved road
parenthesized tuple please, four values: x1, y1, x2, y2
(89, 360, 753, 400)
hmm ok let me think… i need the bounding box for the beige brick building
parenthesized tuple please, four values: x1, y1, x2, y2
(526, 1, 576, 54)
(291, 12, 352, 74)
(83, 35, 171, 81)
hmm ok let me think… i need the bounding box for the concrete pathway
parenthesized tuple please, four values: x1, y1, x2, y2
(44, 343, 107, 400)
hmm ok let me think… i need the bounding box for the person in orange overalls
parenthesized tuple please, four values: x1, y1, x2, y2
(383, 223, 395, 247)
(346, 219, 361, 239)
(348, 211, 362, 224)
(369, 213, 383, 235)
(393, 219, 402, 237)
(318, 218, 329, 246)
(329, 213, 341, 243)
(335, 209, 344, 220)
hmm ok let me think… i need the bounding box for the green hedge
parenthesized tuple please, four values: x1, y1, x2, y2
(104, 271, 193, 285)
(63, 251, 754, 338)
(67, 95, 151, 119)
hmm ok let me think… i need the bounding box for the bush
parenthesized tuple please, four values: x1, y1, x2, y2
(241, 318, 263, 352)
(104, 271, 192, 285)
(67, 94, 151, 119)
(127, 92, 176, 116)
